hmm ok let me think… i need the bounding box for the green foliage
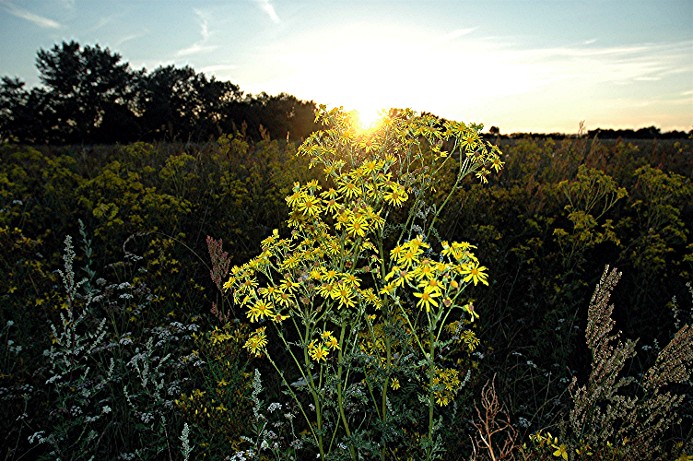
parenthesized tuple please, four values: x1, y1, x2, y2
(524, 267, 692, 460)
(20, 230, 198, 460)
(436, 135, 692, 445)
(0, 117, 691, 460)
(175, 323, 253, 458)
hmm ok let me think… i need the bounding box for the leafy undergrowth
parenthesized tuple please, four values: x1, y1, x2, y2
(1, 109, 691, 460)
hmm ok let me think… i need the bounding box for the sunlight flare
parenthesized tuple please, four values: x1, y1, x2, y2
(351, 106, 387, 132)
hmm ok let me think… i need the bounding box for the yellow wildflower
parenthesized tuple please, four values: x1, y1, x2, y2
(332, 282, 356, 309)
(337, 180, 361, 199)
(297, 194, 321, 217)
(324, 333, 340, 350)
(552, 443, 568, 460)
(460, 261, 489, 286)
(398, 249, 418, 270)
(309, 343, 329, 362)
(383, 183, 408, 207)
(414, 286, 441, 312)
(491, 157, 504, 172)
(346, 213, 369, 238)
(418, 277, 443, 293)
(246, 299, 274, 322)
(243, 327, 268, 357)
(412, 259, 435, 280)
(321, 330, 334, 340)
(463, 301, 479, 321)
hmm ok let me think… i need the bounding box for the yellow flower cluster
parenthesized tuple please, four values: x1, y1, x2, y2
(224, 222, 383, 333)
(224, 147, 410, 335)
(307, 330, 341, 362)
(381, 236, 489, 317)
(206, 326, 244, 346)
(529, 431, 601, 460)
(213, 107, 505, 460)
(243, 327, 268, 357)
(175, 387, 232, 423)
(431, 367, 462, 406)
(460, 329, 480, 352)
(221, 107, 502, 423)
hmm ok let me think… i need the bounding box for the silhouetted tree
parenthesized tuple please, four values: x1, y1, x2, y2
(138, 65, 243, 141)
(1, 77, 35, 143)
(35, 41, 139, 143)
(236, 92, 320, 141)
(0, 41, 350, 144)
(195, 76, 243, 138)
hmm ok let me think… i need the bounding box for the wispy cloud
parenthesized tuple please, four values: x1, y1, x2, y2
(443, 27, 478, 41)
(517, 41, 693, 87)
(85, 15, 118, 33)
(201, 64, 239, 74)
(255, 0, 280, 24)
(116, 30, 150, 48)
(176, 9, 218, 57)
(1, 1, 63, 29)
(197, 9, 211, 41)
(177, 43, 218, 57)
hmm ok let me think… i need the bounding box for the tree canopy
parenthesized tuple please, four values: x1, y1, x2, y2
(0, 41, 322, 144)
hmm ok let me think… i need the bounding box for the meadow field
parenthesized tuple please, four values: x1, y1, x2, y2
(1, 108, 691, 460)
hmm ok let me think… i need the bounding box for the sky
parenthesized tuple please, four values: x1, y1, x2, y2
(1, 0, 692, 134)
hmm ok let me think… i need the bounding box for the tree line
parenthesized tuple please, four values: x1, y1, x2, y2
(489, 126, 691, 140)
(0, 41, 322, 145)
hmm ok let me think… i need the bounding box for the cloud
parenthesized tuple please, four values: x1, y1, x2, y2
(175, 9, 218, 57)
(255, 0, 280, 24)
(517, 41, 693, 87)
(1, 1, 63, 29)
(443, 27, 478, 41)
(176, 43, 218, 57)
(196, 8, 211, 41)
(116, 30, 149, 47)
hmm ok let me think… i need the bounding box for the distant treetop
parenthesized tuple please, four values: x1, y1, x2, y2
(0, 40, 323, 145)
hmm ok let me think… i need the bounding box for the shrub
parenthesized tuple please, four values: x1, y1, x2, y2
(527, 266, 692, 460)
(28, 224, 200, 460)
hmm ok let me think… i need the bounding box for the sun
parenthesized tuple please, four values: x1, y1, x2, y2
(352, 106, 387, 132)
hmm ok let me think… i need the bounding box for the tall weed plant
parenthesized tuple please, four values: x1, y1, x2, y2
(525, 266, 692, 460)
(29, 222, 199, 460)
(224, 107, 503, 460)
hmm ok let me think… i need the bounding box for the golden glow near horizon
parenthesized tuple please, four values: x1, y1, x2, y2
(351, 106, 387, 133)
(246, 20, 692, 134)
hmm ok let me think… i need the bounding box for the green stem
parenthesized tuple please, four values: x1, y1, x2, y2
(302, 323, 325, 459)
(426, 329, 436, 461)
(336, 322, 357, 460)
(427, 155, 475, 241)
(380, 308, 393, 461)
